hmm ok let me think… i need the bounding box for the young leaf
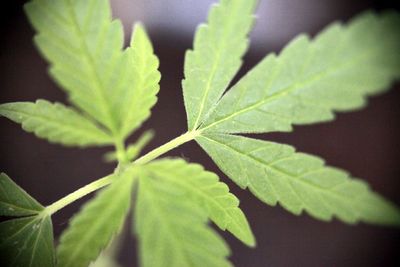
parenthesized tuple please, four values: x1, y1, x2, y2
(0, 100, 112, 147)
(57, 168, 136, 267)
(183, 0, 257, 130)
(0, 172, 43, 217)
(135, 173, 232, 267)
(104, 130, 154, 163)
(118, 24, 160, 139)
(197, 133, 400, 225)
(143, 159, 255, 247)
(199, 11, 400, 133)
(0, 215, 55, 267)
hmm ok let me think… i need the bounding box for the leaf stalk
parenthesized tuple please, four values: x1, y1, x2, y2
(44, 175, 114, 215)
(44, 131, 199, 215)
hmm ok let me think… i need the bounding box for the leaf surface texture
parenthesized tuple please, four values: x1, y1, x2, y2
(197, 134, 400, 225)
(144, 159, 255, 246)
(200, 11, 400, 133)
(135, 169, 232, 267)
(57, 169, 135, 267)
(183, 0, 257, 130)
(119, 24, 160, 139)
(24, 0, 160, 138)
(0, 100, 112, 147)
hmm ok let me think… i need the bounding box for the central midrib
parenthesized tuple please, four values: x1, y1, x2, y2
(200, 135, 361, 203)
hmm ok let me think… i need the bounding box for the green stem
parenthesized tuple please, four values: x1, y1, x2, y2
(45, 175, 114, 215)
(115, 137, 129, 164)
(44, 131, 199, 215)
(134, 130, 199, 165)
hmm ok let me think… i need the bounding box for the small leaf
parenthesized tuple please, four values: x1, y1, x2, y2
(197, 133, 400, 225)
(57, 168, 136, 267)
(135, 172, 232, 267)
(118, 24, 160, 139)
(144, 159, 255, 246)
(199, 11, 400, 133)
(0, 215, 55, 267)
(0, 173, 43, 217)
(183, 0, 257, 130)
(0, 100, 112, 147)
(104, 130, 154, 163)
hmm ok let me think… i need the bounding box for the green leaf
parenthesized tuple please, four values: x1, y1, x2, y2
(197, 133, 400, 225)
(24, 0, 124, 132)
(118, 24, 160, 139)
(183, 0, 257, 130)
(199, 11, 400, 133)
(144, 158, 255, 246)
(24, 1, 160, 139)
(57, 168, 136, 267)
(0, 173, 43, 217)
(0, 100, 112, 147)
(135, 172, 232, 267)
(0, 173, 55, 266)
(104, 130, 154, 163)
(0, 215, 55, 267)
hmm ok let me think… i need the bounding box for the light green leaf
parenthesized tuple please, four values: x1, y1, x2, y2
(118, 24, 160, 139)
(183, 0, 257, 130)
(24, 0, 124, 132)
(0, 215, 55, 267)
(57, 168, 136, 267)
(197, 133, 400, 225)
(0, 173, 43, 217)
(144, 158, 255, 246)
(104, 130, 154, 163)
(135, 172, 232, 267)
(200, 11, 400, 133)
(0, 100, 112, 147)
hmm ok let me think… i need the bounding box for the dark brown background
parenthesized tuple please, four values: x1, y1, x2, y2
(0, 0, 399, 266)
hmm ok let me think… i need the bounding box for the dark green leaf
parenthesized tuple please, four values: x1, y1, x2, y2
(0, 215, 55, 267)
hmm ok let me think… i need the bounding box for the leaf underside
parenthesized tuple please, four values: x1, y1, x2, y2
(0, 100, 112, 147)
(198, 11, 400, 134)
(1, 2, 399, 267)
(120, 24, 160, 139)
(56, 169, 135, 267)
(181, 7, 400, 226)
(197, 134, 400, 225)
(183, 0, 257, 130)
(23, 0, 160, 140)
(135, 170, 232, 267)
(144, 159, 255, 246)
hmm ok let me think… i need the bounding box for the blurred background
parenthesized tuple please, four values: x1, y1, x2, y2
(1, 0, 399, 266)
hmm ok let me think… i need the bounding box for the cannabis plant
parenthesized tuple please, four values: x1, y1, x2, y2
(0, 0, 399, 266)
